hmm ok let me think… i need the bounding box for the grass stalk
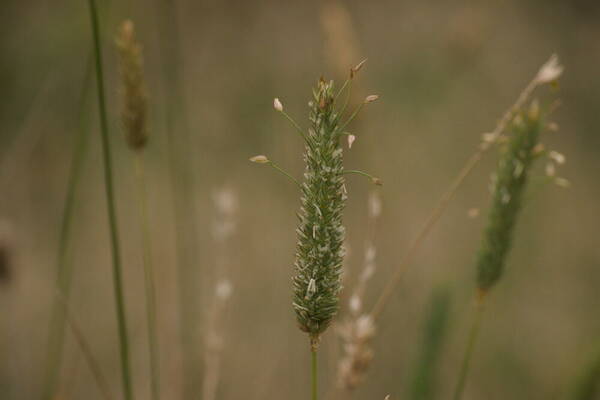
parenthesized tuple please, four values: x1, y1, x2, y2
(55, 291, 115, 400)
(453, 101, 550, 399)
(88, 1, 133, 399)
(312, 349, 318, 400)
(452, 297, 485, 400)
(116, 19, 160, 400)
(134, 154, 160, 400)
(408, 288, 451, 400)
(41, 61, 92, 400)
(154, 2, 201, 395)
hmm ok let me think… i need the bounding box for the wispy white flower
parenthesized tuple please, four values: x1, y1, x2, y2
(351, 59, 367, 78)
(347, 134, 356, 149)
(549, 150, 566, 164)
(249, 155, 269, 164)
(364, 95, 379, 103)
(535, 54, 564, 84)
(273, 97, 283, 112)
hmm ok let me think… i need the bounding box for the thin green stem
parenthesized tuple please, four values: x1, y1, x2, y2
(312, 348, 318, 400)
(337, 80, 353, 121)
(134, 154, 160, 400)
(343, 169, 381, 185)
(334, 78, 350, 101)
(268, 161, 301, 187)
(339, 101, 364, 133)
(55, 290, 114, 400)
(281, 110, 309, 142)
(41, 60, 92, 400)
(155, 0, 201, 394)
(88, 1, 133, 399)
(452, 298, 486, 400)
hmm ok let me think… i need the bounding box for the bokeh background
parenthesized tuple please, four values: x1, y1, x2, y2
(1, 1, 599, 399)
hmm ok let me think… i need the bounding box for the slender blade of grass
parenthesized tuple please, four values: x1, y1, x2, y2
(41, 59, 93, 400)
(87, 1, 134, 399)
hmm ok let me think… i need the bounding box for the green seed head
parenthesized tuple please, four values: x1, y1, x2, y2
(476, 103, 543, 292)
(293, 79, 346, 347)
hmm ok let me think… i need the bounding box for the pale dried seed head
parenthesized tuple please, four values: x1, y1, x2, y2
(535, 54, 564, 84)
(337, 314, 377, 390)
(549, 150, 566, 164)
(364, 94, 379, 103)
(273, 98, 283, 112)
(347, 134, 356, 148)
(350, 59, 367, 78)
(116, 19, 148, 150)
(249, 155, 269, 164)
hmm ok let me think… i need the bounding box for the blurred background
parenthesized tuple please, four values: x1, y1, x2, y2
(1, 1, 599, 399)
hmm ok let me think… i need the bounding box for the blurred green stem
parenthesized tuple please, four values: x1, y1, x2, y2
(155, 0, 201, 397)
(55, 290, 114, 400)
(41, 61, 92, 400)
(134, 154, 160, 400)
(267, 160, 300, 187)
(312, 348, 318, 400)
(452, 298, 486, 400)
(88, 1, 134, 399)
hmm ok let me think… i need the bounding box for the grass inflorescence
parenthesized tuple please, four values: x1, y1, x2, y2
(116, 19, 160, 400)
(293, 78, 347, 349)
(476, 105, 542, 293)
(453, 100, 560, 400)
(252, 61, 379, 400)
